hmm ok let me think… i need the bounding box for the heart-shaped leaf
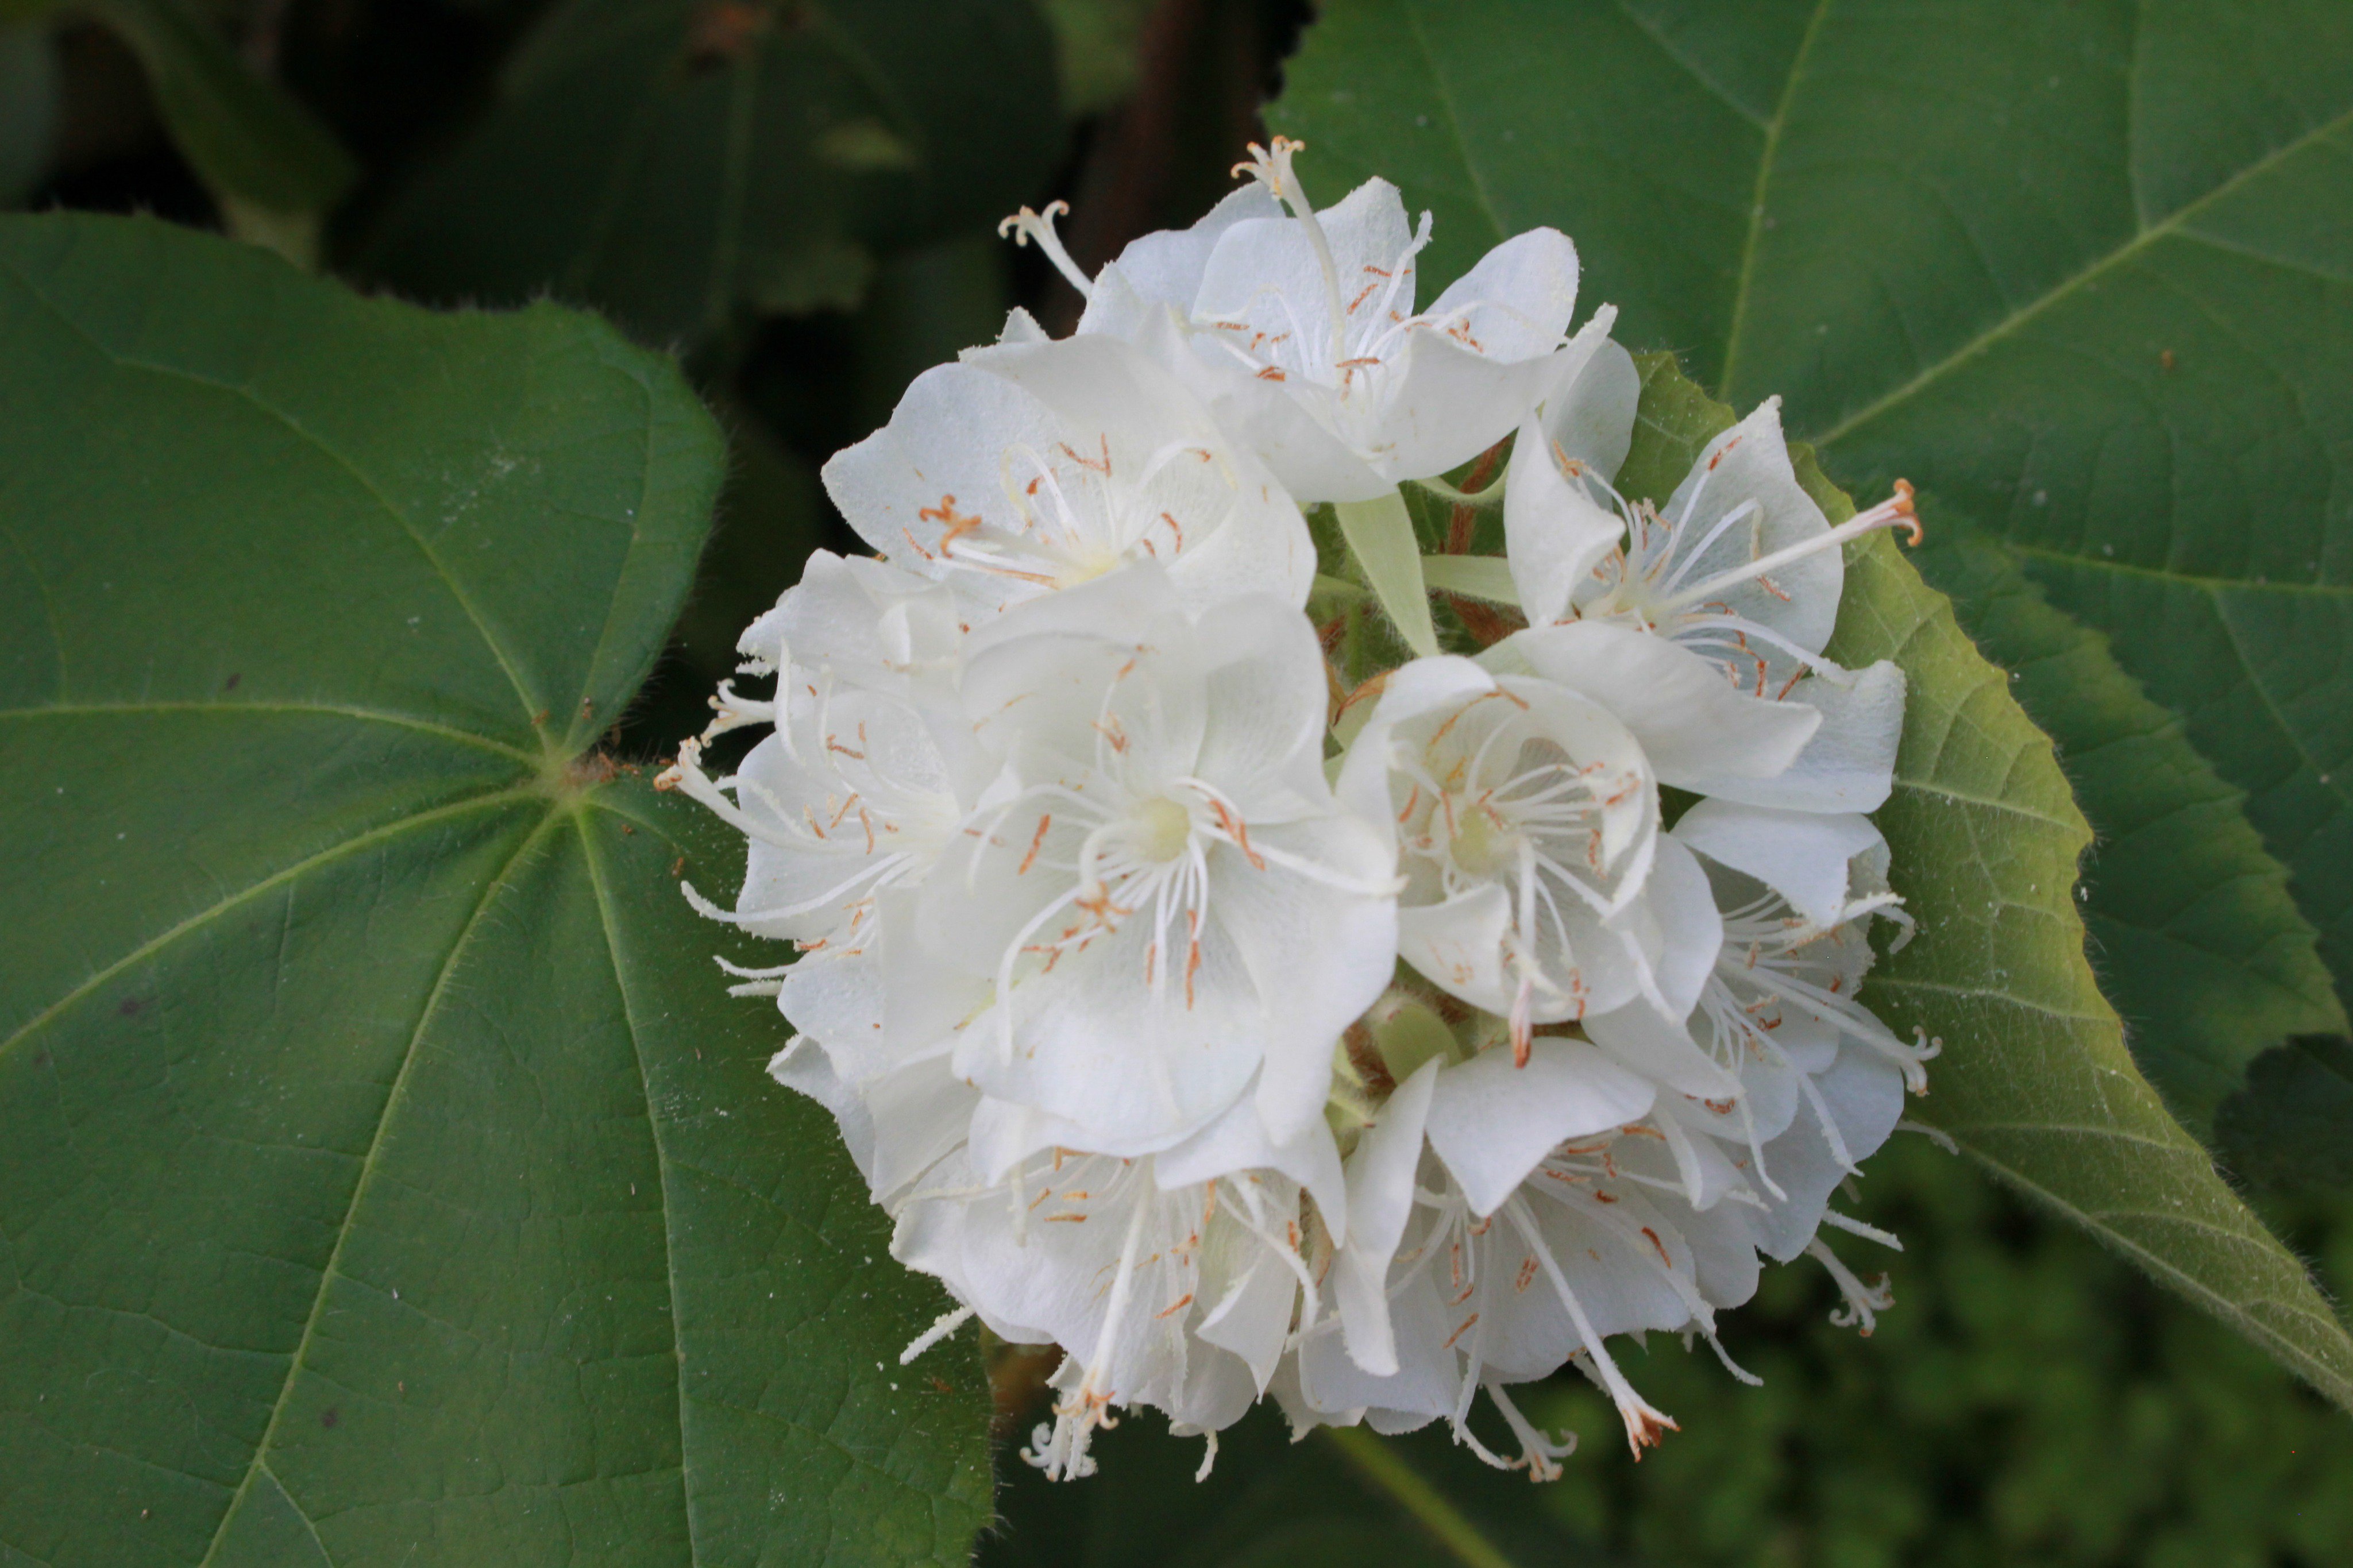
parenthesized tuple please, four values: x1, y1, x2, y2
(0, 213, 992, 1566)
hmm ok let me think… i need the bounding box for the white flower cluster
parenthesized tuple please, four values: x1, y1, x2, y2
(661, 140, 1937, 1482)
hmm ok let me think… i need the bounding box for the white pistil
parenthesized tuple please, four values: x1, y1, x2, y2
(1807, 1237, 1896, 1336)
(1233, 137, 1349, 365)
(1029, 1171, 1155, 1481)
(1486, 1381, 1577, 1481)
(1654, 481, 1922, 616)
(1000, 200, 1093, 299)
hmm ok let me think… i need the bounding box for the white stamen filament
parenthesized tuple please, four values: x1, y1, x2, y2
(1503, 1196, 1679, 1458)
(999, 200, 1093, 299)
(899, 1304, 976, 1365)
(1657, 482, 1921, 614)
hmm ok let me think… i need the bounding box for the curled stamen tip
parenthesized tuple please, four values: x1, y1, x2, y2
(1626, 1409, 1680, 1457)
(997, 199, 1071, 243)
(1889, 478, 1925, 543)
(1230, 135, 1306, 187)
(653, 764, 684, 791)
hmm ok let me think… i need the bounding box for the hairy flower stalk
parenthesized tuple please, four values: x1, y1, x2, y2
(671, 143, 1935, 1482)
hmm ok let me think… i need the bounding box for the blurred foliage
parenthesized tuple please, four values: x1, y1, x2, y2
(2221, 1038, 2353, 1201)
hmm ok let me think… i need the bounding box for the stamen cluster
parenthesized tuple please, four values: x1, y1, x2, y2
(667, 141, 1935, 1482)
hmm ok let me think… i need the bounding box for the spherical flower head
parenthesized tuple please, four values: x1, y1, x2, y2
(823, 333, 1313, 620)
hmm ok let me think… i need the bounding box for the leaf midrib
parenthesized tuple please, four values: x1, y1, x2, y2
(0, 700, 539, 763)
(195, 804, 568, 1567)
(0, 783, 544, 1064)
(576, 810, 703, 1567)
(1808, 103, 2353, 448)
(1715, 0, 1832, 396)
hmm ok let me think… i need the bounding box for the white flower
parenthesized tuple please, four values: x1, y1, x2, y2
(663, 153, 1942, 1488)
(1507, 396, 1922, 698)
(912, 566, 1399, 1156)
(824, 332, 1313, 617)
(1012, 137, 1594, 503)
(1336, 623, 1819, 1053)
(1587, 802, 1936, 1211)
(893, 1103, 1342, 1481)
(730, 549, 967, 709)
(1291, 1104, 1726, 1473)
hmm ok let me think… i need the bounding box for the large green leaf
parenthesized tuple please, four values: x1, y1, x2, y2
(0, 214, 991, 1565)
(1621, 353, 2353, 1409)
(362, 0, 1064, 345)
(1268, 0, 2352, 1216)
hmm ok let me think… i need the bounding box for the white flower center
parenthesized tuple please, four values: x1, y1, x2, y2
(1133, 795, 1195, 864)
(1445, 799, 1515, 879)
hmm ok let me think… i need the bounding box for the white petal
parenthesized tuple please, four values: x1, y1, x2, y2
(1425, 1040, 1656, 1216)
(1658, 397, 1839, 658)
(1190, 594, 1338, 801)
(1195, 1246, 1298, 1395)
(1200, 370, 1394, 503)
(1736, 1044, 1907, 1261)
(1505, 401, 1627, 628)
(1422, 227, 1580, 362)
(1158, 1087, 1348, 1232)
(1313, 177, 1418, 302)
(1333, 655, 1498, 840)
(1497, 620, 1820, 787)
(1673, 800, 1884, 929)
(1638, 835, 1726, 1023)
(1583, 1000, 1739, 1102)
(821, 361, 1056, 580)
(768, 1036, 877, 1191)
(1367, 330, 1565, 483)
(1333, 1057, 1440, 1376)
(1299, 1267, 1459, 1424)
(1541, 326, 1638, 485)
(1078, 183, 1284, 331)
(861, 1057, 982, 1205)
(1687, 660, 1904, 812)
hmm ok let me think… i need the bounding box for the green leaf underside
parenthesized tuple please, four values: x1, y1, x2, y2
(1906, 534, 2345, 1132)
(362, 0, 1063, 343)
(0, 215, 991, 1566)
(1268, 0, 2352, 1057)
(1624, 353, 2353, 1411)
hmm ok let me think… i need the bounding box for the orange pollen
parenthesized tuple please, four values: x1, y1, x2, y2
(1019, 814, 1052, 875)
